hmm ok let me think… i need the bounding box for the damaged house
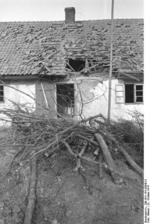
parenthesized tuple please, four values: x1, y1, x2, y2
(0, 7, 143, 125)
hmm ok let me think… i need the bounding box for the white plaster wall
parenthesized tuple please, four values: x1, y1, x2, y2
(0, 83, 36, 126)
(109, 79, 143, 120)
(0, 78, 144, 126)
(75, 77, 143, 121)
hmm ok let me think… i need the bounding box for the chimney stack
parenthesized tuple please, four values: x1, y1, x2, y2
(65, 7, 75, 23)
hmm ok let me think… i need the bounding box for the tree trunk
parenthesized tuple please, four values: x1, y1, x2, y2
(94, 133, 123, 184)
(102, 130, 143, 176)
(119, 146, 143, 176)
(95, 133, 116, 171)
(23, 156, 37, 224)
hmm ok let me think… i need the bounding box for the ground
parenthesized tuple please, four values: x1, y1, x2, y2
(0, 129, 143, 224)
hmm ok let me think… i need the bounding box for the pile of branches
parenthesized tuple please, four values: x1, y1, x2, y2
(4, 108, 142, 179)
(2, 108, 143, 224)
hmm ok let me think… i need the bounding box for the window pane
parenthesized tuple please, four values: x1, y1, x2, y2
(116, 85, 124, 91)
(125, 84, 134, 103)
(116, 91, 124, 97)
(136, 91, 143, 96)
(136, 96, 143, 102)
(136, 85, 143, 91)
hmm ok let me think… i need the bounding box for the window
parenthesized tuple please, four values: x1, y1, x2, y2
(135, 84, 143, 103)
(0, 85, 4, 102)
(125, 84, 143, 103)
(56, 84, 74, 117)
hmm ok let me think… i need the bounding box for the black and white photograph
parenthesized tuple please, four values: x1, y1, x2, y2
(0, 0, 146, 224)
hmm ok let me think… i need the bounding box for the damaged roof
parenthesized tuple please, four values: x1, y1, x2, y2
(0, 19, 143, 77)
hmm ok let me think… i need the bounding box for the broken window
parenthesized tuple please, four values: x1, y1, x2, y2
(125, 84, 143, 103)
(66, 59, 85, 72)
(0, 85, 4, 102)
(56, 84, 74, 117)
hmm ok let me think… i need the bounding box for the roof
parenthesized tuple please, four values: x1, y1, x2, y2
(0, 19, 144, 77)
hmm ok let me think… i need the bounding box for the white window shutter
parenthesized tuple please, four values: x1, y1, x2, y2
(115, 84, 124, 104)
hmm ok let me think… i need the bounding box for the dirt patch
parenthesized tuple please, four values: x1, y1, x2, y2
(0, 146, 143, 224)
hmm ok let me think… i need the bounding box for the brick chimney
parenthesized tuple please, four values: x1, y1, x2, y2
(65, 7, 75, 23)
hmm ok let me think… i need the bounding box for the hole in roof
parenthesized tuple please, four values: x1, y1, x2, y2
(66, 58, 85, 72)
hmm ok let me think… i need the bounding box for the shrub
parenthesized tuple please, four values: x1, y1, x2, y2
(110, 112, 144, 167)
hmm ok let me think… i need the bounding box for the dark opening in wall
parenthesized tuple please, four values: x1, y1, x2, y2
(0, 85, 4, 102)
(125, 84, 134, 103)
(56, 84, 74, 117)
(66, 59, 85, 72)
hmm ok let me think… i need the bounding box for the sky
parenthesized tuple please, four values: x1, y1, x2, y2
(0, 0, 144, 22)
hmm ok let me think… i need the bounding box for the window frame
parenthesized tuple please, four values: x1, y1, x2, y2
(135, 83, 143, 103)
(125, 83, 143, 104)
